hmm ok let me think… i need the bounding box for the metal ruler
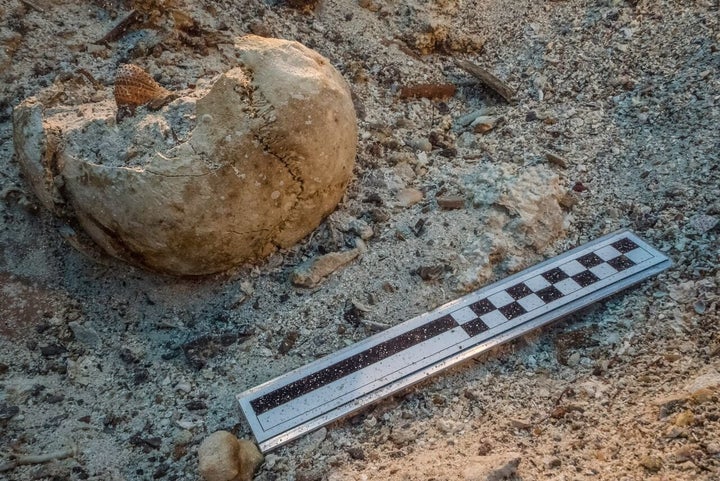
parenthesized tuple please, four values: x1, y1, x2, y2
(237, 229, 671, 452)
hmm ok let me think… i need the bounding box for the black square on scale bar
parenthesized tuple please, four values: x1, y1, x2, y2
(577, 253, 604, 268)
(470, 299, 495, 316)
(611, 238, 639, 253)
(506, 283, 533, 300)
(608, 255, 635, 271)
(536, 285, 563, 303)
(498, 302, 527, 320)
(542, 268, 568, 283)
(572, 270, 600, 287)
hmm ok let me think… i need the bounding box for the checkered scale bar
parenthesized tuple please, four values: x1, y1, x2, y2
(237, 230, 671, 452)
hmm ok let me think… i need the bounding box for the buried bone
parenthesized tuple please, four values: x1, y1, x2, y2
(13, 36, 358, 275)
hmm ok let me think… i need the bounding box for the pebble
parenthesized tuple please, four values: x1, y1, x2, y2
(198, 431, 263, 481)
(689, 214, 718, 233)
(639, 455, 663, 472)
(675, 409, 695, 428)
(455, 109, 487, 128)
(396, 188, 424, 207)
(545, 151, 568, 168)
(471, 116, 499, 134)
(685, 370, 720, 393)
(346, 446, 366, 460)
(406, 137, 432, 152)
(68, 321, 101, 348)
(291, 240, 365, 288)
(175, 382, 192, 393)
(437, 195, 466, 210)
(0, 403, 20, 420)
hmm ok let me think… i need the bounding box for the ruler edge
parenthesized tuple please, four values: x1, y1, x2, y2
(237, 229, 671, 451)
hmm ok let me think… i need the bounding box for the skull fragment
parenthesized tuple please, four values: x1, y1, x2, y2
(13, 36, 357, 275)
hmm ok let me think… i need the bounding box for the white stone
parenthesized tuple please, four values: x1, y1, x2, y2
(198, 431, 263, 481)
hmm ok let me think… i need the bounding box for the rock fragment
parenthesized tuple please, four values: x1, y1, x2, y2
(198, 431, 263, 481)
(291, 240, 366, 288)
(397, 188, 424, 207)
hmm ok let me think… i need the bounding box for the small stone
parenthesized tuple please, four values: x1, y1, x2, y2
(291, 240, 365, 288)
(278, 330, 299, 355)
(358, 0, 381, 12)
(397, 188, 424, 207)
(639, 455, 663, 472)
(674, 409, 695, 427)
(656, 395, 686, 418)
(40, 344, 66, 357)
(558, 190, 580, 209)
(416, 265, 445, 281)
(690, 388, 714, 404)
(185, 400, 208, 411)
(706, 443, 720, 455)
(346, 446, 365, 460)
(390, 428, 415, 445)
(0, 403, 20, 421)
(686, 370, 720, 393)
(693, 300, 706, 314)
(198, 431, 263, 481)
(544, 152, 567, 168)
(689, 214, 718, 234)
(437, 195, 466, 210)
(544, 457, 561, 469)
(471, 116, 498, 134)
(406, 138, 432, 152)
(68, 321, 101, 348)
(566, 351, 581, 367)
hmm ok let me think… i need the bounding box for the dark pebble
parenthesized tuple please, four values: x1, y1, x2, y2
(185, 400, 207, 411)
(416, 265, 445, 281)
(278, 330, 299, 355)
(526, 111, 539, 121)
(130, 433, 162, 450)
(133, 368, 150, 385)
(45, 393, 65, 404)
(40, 344, 66, 357)
(438, 148, 457, 158)
(363, 193, 384, 205)
(343, 305, 363, 326)
(572, 181, 588, 193)
(0, 403, 20, 421)
(0, 363, 8, 374)
(347, 446, 366, 460)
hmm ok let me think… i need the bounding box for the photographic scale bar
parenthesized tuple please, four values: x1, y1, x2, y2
(237, 229, 671, 452)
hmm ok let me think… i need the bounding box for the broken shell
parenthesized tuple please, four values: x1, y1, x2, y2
(114, 63, 173, 111)
(13, 36, 358, 275)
